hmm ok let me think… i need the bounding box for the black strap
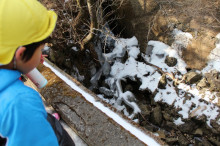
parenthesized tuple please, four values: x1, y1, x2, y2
(47, 113, 75, 146)
(0, 136, 6, 146)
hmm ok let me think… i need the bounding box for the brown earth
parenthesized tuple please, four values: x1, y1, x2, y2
(114, 0, 220, 70)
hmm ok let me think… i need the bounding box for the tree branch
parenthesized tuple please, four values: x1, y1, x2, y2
(80, 0, 98, 50)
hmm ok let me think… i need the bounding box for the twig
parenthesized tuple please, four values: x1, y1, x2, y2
(143, 59, 182, 85)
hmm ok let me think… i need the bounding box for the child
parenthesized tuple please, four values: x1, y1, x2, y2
(0, 0, 74, 145)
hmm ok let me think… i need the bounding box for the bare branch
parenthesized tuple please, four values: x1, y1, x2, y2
(80, 0, 98, 50)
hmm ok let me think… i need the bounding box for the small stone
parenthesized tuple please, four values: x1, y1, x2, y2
(158, 74, 167, 89)
(165, 56, 177, 67)
(194, 128, 203, 136)
(183, 71, 202, 84)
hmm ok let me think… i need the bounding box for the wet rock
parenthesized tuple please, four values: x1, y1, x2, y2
(183, 71, 202, 84)
(150, 106, 163, 126)
(158, 74, 167, 89)
(165, 56, 177, 67)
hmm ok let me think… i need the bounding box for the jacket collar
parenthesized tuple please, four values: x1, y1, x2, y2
(0, 69, 21, 91)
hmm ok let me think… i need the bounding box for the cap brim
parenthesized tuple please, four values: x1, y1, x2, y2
(45, 10, 57, 38)
(0, 46, 16, 65)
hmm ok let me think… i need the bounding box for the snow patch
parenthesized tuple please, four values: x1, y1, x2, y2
(174, 117, 184, 125)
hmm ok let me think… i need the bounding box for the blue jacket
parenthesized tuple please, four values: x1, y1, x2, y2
(0, 69, 58, 146)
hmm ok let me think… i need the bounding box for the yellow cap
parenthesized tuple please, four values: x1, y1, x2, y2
(0, 0, 57, 65)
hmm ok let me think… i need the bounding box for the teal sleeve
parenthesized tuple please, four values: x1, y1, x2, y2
(1, 92, 59, 146)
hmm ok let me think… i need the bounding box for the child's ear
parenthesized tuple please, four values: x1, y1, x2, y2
(15, 47, 26, 60)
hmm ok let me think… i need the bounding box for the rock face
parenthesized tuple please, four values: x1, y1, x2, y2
(114, 0, 220, 70)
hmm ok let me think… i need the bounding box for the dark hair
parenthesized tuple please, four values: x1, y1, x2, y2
(22, 38, 48, 62)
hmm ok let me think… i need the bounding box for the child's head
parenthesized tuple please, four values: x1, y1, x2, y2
(0, 0, 57, 73)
